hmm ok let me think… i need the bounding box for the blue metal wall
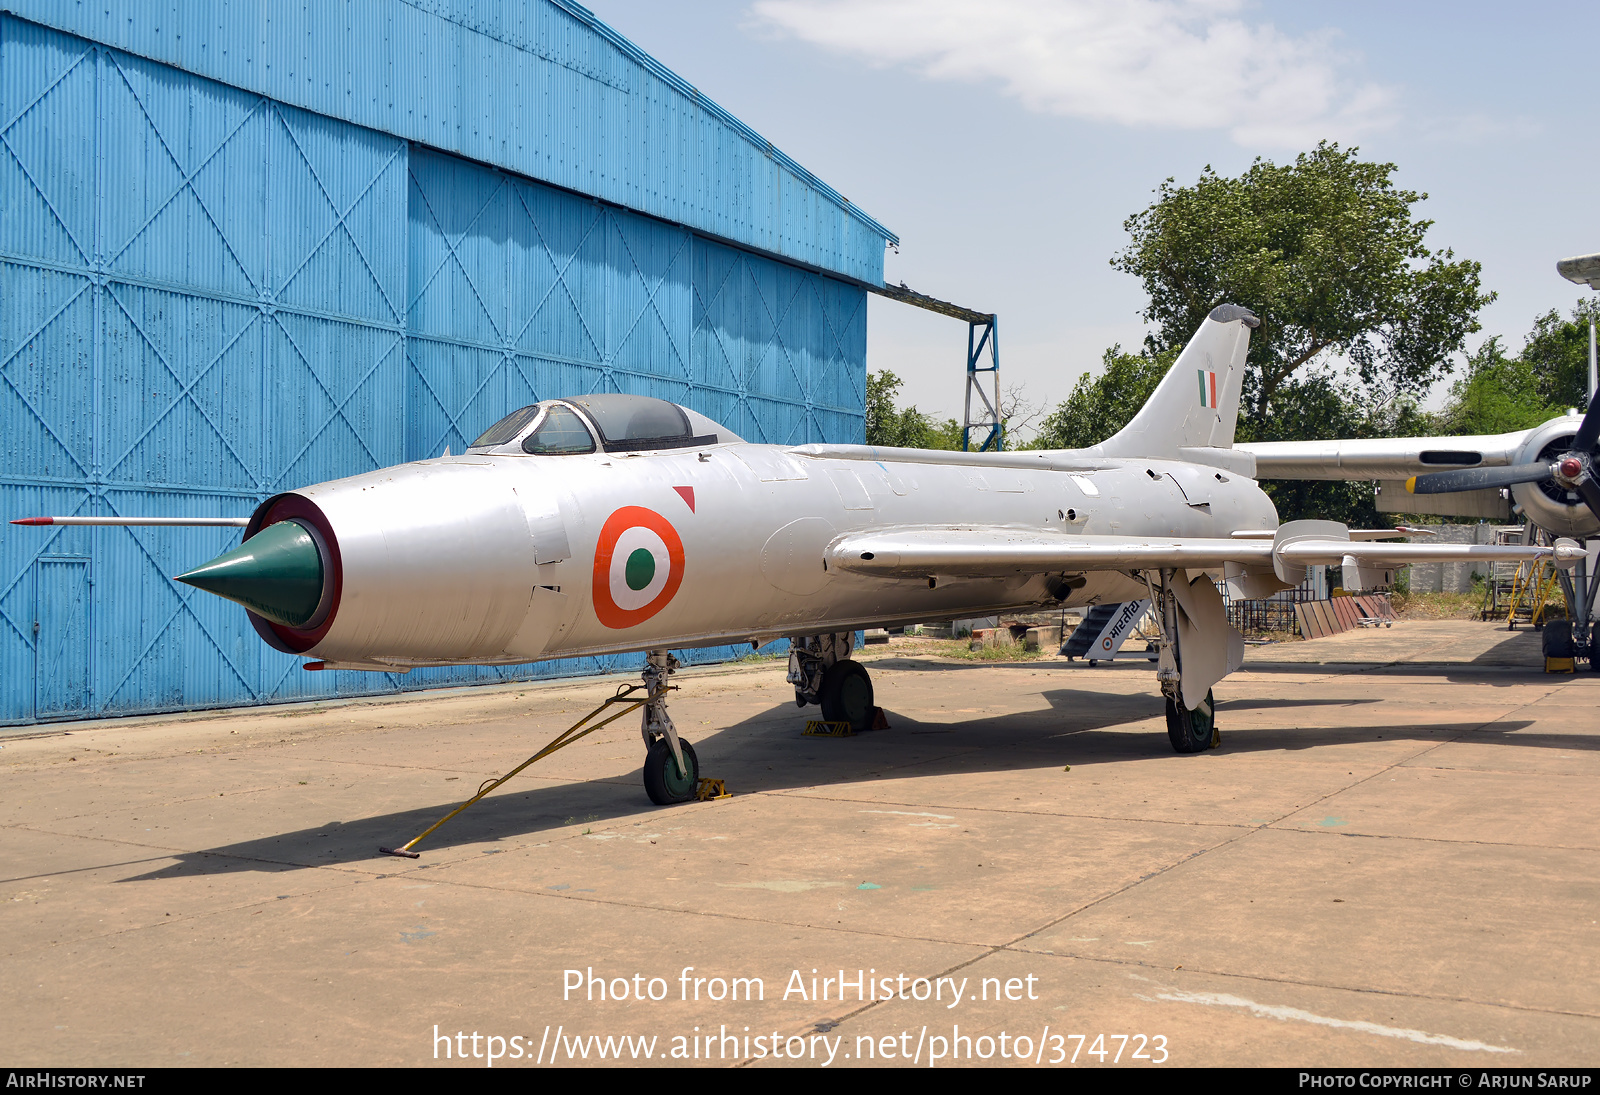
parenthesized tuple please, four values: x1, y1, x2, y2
(0, 16, 869, 724)
(7, 0, 895, 285)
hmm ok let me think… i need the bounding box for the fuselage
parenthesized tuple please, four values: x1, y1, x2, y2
(256, 435, 1279, 669)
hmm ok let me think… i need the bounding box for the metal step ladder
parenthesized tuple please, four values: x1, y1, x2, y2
(1502, 526, 1563, 631)
(1480, 525, 1525, 621)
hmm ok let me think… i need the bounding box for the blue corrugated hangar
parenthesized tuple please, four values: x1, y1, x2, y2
(0, 0, 900, 725)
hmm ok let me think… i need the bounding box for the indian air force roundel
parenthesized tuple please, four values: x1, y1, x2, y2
(592, 506, 686, 629)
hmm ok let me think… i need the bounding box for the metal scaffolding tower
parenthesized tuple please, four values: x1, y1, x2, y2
(870, 282, 1001, 451)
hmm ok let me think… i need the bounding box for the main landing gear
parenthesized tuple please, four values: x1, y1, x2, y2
(788, 632, 876, 733)
(640, 650, 700, 804)
(1146, 567, 1226, 755)
(1165, 689, 1217, 753)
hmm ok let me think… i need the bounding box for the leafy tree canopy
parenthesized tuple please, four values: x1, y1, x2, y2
(1519, 299, 1600, 412)
(1112, 141, 1494, 419)
(1029, 346, 1173, 450)
(1434, 337, 1562, 436)
(865, 370, 961, 449)
(1429, 299, 1597, 435)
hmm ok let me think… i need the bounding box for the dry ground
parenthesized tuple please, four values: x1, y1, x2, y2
(3, 618, 1596, 1068)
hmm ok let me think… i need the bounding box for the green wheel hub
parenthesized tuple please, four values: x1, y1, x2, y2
(643, 739, 699, 805)
(660, 743, 696, 797)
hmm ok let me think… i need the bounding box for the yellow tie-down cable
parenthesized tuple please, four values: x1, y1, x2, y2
(379, 681, 658, 858)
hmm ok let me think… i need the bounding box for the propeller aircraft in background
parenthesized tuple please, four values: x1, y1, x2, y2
(1239, 388, 1600, 664)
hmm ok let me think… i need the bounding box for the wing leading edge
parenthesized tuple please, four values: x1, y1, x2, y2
(827, 524, 1583, 581)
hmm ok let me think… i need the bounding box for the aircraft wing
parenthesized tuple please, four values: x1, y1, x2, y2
(826, 526, 1580, 580)
(1235, 429, 1551, 481)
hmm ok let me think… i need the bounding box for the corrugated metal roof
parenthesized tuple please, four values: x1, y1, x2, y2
(5, 0, 896, 284)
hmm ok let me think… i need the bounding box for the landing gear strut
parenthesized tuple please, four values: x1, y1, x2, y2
(1551, 549, 1600, 670)
(788, 632, 875, 732)
(640, 650, 698, 804)
(1147, 567, 1222, 754)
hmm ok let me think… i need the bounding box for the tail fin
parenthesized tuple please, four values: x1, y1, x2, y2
(1091, 304, 1257, 458)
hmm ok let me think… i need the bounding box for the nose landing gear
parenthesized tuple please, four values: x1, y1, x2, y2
(640, 650, 699, 804)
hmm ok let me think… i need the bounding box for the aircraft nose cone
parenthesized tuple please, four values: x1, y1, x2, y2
(1560, 456, 1584, 480)
(175, 520, 326, 628)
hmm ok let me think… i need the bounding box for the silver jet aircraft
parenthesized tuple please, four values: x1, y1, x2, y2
(18, 306, 1578, 805)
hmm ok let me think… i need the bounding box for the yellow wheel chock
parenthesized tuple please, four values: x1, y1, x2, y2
(802, 719, 855, 737)
(695, 778, 731, 801)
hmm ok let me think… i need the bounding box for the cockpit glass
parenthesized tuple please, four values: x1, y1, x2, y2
(566, 394, 691, 446)
(521, 404, 596, 454)
(471, 404, 540, 448)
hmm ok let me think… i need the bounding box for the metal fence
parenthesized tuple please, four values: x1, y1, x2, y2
(1220, 566, 1329, 637)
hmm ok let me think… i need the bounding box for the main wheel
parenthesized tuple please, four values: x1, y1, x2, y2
(643, 738, 699, 805)
(1166, 690, 1216, 754)
(819, 659, 875, 732)
(1542, 620, 1575, 659)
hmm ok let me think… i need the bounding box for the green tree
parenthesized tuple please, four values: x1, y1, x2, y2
(1030, 346, 1173, 449)
(866, 370, 927, 447)
(924, 416, 963, 450)
(865, 370, 961, 449)
(1520, 299, 1600, 412)
(1112, 142, 1494, 420)
(1435, 336, 1562, 436)
(1247, 372, 1391, 526)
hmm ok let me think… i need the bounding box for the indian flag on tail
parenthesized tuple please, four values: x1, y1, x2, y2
(1197, 368, 1218, 409)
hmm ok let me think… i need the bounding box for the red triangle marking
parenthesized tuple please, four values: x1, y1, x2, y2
(673, 486, 695, 513)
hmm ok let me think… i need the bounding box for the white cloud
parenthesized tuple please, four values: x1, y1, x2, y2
(750, 0, 1393, 146)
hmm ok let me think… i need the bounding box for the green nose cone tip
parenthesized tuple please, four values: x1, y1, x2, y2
(175, 520, 324, 629)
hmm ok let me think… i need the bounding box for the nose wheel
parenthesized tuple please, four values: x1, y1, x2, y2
(643, 738, 700, 804)
(638, 650, 703, 805)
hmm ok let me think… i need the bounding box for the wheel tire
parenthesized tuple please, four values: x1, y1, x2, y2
(1591, 628, 1600, 671)
(643, 739, 699, 805)
(1166, 690, 1216, 754)
(819, 659, 875, 732)
(1542, 620, 1575, 659)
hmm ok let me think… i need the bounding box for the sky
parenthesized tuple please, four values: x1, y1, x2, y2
(584, 0, 1600, 436)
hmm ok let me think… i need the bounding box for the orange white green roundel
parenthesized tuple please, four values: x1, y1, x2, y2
(592, 506, 686, 629)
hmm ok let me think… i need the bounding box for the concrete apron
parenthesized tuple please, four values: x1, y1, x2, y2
(2, 622, 1597, 1067)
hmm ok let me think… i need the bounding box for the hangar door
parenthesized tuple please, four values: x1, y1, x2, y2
(33, 557, 91, 720)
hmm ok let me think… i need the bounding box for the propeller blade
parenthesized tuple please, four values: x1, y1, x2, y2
(1573, 386, 1600, 453)
(1577, 475, 1600, 525)
(1407, 463, 1555, 495)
